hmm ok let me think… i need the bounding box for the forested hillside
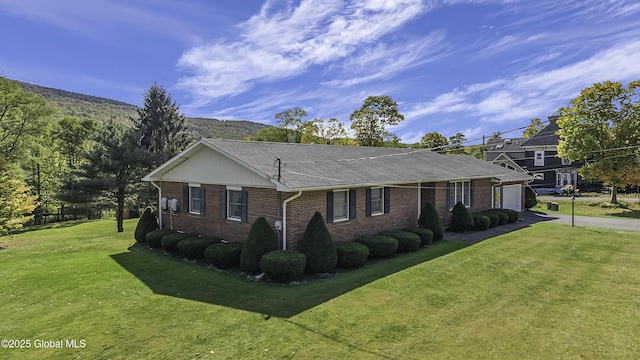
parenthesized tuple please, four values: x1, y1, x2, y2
(16, 81, 270, 140)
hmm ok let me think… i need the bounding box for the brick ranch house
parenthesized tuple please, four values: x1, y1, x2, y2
(142, 139, 532, 250)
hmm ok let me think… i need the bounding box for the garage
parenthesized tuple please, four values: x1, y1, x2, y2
(502, 184, 522, 211)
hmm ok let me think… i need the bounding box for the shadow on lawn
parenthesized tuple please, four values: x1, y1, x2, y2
(110, 241, 469, 318)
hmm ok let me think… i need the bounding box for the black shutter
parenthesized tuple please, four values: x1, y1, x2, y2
(469, 181, 474, 207)
(326, 191, 334, 223)
(384, 187, 391, 214)
(446, 183, 452, 210)
(183, 185, 189, 213)
(365, 188, 372, 217)
(241, 191, 248, 222)
(349, 189, 356, 219)
(219, 189, 227, 219)
(199, 187, 206, 215)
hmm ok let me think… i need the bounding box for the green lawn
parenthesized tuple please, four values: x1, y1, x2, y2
(1, 219, 640, 359)
(533, 199, 640, 219)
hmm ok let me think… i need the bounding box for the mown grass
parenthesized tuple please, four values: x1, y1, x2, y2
(533, 199, 640, 219)
(1, 220, 640, 359)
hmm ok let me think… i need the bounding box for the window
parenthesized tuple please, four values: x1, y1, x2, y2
(220, 187, 247, 222)
(183, 184, 205, 215)
(327, 189, 356, 223)
(333, 190, 349, 221)
(561, 158, 572, 166)
(534, 150, 545, 166)
(189, 186, 202, 214)
(447, 180, 472, 209)
(370, 187, 384, 215)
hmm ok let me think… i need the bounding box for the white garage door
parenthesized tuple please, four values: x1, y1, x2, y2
(502, 184, 522, 211)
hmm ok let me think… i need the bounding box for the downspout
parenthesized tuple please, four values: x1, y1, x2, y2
(417, 183, 422, 221)
(282, 191, 303, 251)
(151, 181, 162, 229)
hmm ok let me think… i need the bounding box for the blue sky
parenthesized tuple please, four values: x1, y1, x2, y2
(2, 0, 640, 144)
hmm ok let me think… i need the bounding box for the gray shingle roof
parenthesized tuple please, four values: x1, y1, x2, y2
(484, 138, 525, 152)
(521, 116, 560, 147)
(201, 139, 531, 191)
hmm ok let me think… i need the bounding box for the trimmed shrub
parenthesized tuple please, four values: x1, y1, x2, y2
(134, 207, 158, 243)
(161, 232, 197, 253)
(471, 213, 491, 230)
(240, 217, 278, 274)
(524, 186, 537, 209)
(260, 250, 306, 283)
(335, 241, 369, 268)
(355, 235, 398, 258)
(146, 229, 176, 249)
(486, 209, 509, 225)
(480, 211, 500, 227)
(379, 230, 421, 252)
(403, 227, 434, 246)
(499, 208, 519, 223)
(205, 242, 243, 269)
(451, 202, 474, 232)
(300, 212, 337, 273)
(178, 236, 222, 259)
(418, 202, 444, 242)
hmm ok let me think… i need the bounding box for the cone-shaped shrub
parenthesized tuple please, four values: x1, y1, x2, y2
(300, 212, 337, 273)
(402, 227, 433, 246)
(260, 250, 306, 283)
(451, 202, 474, 232)
(134, 207, 158, 242)
(240, 217, 278, 274)
(146, 229, 176, 248)
(205, 242, 243, 269)
(418, 202, 444, 242)
(335, 241, 369, 268)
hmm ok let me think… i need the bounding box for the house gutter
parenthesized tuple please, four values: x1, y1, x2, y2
(282, 191, 303, 251)
(150, 181, 162, 229)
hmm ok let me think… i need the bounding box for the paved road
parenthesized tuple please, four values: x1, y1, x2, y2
(445, 210, 640, 244)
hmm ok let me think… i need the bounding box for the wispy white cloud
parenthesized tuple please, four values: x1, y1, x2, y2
(406, 39, 640, 126)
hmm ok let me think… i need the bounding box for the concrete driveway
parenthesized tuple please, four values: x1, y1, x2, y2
(445, 210, 640, 244)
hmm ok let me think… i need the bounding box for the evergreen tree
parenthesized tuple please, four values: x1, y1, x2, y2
(134, 207, 158, 242)
(418, 202, 444, 242)
(240, 217, 278, 274)
(300, 212, 337, 273)
(134, 83, 191, 167)
(451, 202, 474, 232)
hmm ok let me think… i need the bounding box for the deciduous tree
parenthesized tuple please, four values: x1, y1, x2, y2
(557, 80, 640, 204)
(522, 118, 544, 138)
(417, 131, 448, 151)
(0, 161, 37, 235)
(350, 95, 404, 147)
(447, 132, 466, 154)
(275, 107, 307, 143)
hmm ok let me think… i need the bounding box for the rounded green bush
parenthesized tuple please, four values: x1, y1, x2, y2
(418, 202, 444, 242)
(486, 209, 508, 225)
(379, 230, 421, 252)
(402, 227, 434, 246)
(134, 207, 158, 242)
(300, 212, 337, 273)
(451, 202, 474, 232)
(146, 229, 176, 249)
(177, 236, 222, 259)
(471, 214, 491, 230)
(355, 235, 398, 258)
(480, 211, 500, 227)
(335, 241, 369, 268)
(205, 242, 244, 269)
(260, 250, 306, 283)
(161, 232, 197, 253)
(240, 217, 278, 274)
(497, 208, 518, 223)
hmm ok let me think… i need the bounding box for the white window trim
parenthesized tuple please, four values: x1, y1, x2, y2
(333, 189, 349, 222)
(534, 150, 545, 167)
(561, 158, 572, 165)
(449, 180, 471, 209)
(188, 185, 201, 215)
(226, 188, 243, 221)
(370, 187, 384, 216)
